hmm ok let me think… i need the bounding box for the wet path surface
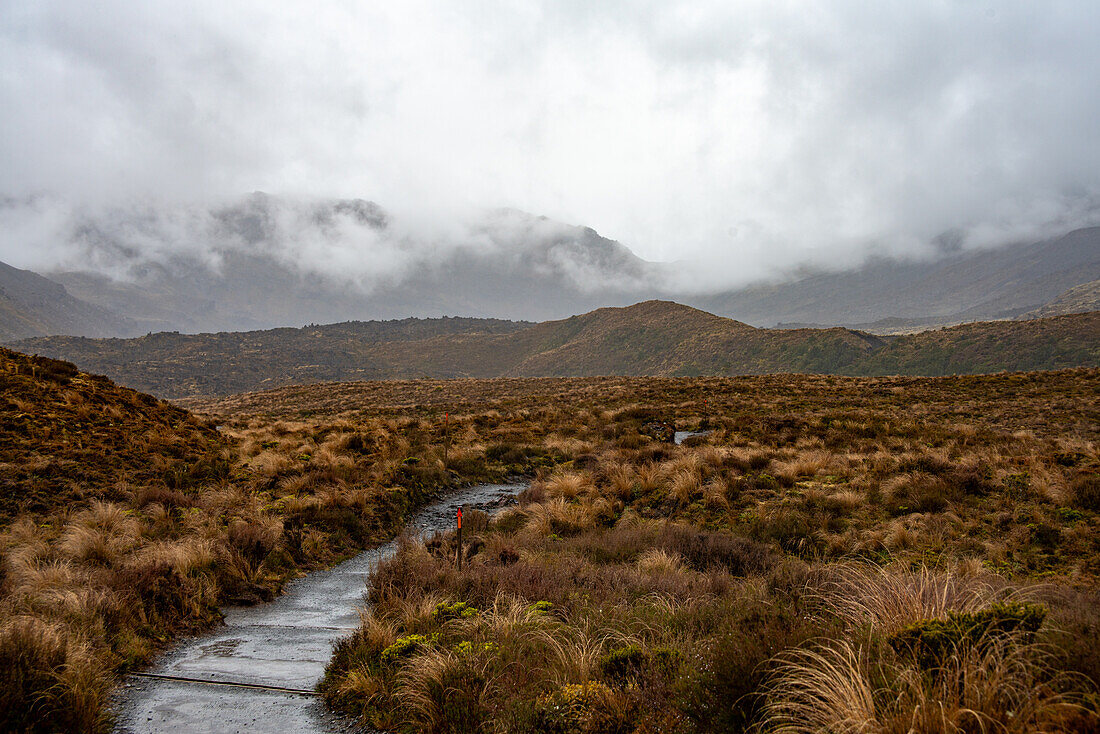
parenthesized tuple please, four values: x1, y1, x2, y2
(113, 482, 523, 734)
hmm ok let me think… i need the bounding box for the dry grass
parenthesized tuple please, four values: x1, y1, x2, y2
(3, 349, 1099, 732)
(636, 547, 686, 575)
(764, 567, 1094, 733)
(315, 370, 1099, 733)
(825, 564, 1005, 634)
(763, 634, 1090, 734)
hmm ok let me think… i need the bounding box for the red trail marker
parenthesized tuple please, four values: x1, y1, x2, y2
(456, 507, 463, 571)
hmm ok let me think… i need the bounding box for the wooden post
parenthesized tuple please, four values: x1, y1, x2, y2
(456, 507, 463, 571)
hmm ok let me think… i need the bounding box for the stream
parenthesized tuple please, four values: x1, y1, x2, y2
(113, 482, 524, 734)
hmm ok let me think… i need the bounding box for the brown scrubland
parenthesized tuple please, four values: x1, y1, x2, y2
(311, 369, 1100, 733)
(1, 346, 1098, 731)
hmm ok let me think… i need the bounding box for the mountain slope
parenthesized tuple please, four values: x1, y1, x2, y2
(850, 311, 1100, 376)
(12, 193, 1099, 334)
(692, 227, 1100, 327)
(1022, 279, 1100, 319)
(0, 260, 138, 340)
(9, 301, 1096, 399)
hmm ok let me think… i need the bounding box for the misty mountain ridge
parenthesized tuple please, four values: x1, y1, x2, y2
(1, 193, 1099, 338)
(1021, 278, 1100, 320)
(33, 193, 655, 334)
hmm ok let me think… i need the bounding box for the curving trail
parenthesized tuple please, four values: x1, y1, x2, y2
(113, 482, 523, 734)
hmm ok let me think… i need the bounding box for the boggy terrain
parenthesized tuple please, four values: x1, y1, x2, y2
(310, 369, 1100, 733)
(2, 354, 1099, 732)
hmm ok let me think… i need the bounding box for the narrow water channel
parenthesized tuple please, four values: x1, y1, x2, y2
(113, 482, 524, 734)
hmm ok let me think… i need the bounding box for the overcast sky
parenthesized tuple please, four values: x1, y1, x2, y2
(2, 0, 1099, 281)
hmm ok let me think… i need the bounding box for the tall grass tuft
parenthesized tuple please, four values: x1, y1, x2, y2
(0, 616, 109, 733)
(763, 635, 1090, 734)
(825, 564, 1003, 634)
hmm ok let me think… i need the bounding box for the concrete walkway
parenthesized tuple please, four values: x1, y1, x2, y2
(113, 482, 523, 734)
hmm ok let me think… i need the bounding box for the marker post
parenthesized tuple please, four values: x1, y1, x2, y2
(456, 507, 463, 571)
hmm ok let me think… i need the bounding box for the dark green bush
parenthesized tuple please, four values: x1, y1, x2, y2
(599, 645, 649, 685)
(599, 645, 682, 687)
(888, 602, 1048, 669)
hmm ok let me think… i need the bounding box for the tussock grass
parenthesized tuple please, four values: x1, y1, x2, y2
(763, 623, 1090, 734)
(825, 564, 1005, 634)
(4, 348, 1099, 731)
(764, 567, 1094, 733)
(317, 369, 1099, 732)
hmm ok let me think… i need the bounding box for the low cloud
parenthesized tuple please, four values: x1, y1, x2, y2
(0, 194, 656, 295)
(2, 1, 1100, 291)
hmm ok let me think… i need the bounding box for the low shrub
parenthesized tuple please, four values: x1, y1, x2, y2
(664, 523, 775, 575)
(433, 601, 479, 623)
(533, 682, 632, 734)
(888, 602, 1048, 669)
(599, 644, 681, 686)
(381, 633, 441, 666)
(885, 473, 953, 515)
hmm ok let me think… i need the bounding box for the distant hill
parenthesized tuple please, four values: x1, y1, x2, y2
(499, 301, 883, 377)
(0, 260, 137, 340)
(0, 347, 224, 522)
(9, 316, 533, 397)
(849, 311, 1100, 376)
(1021, 279, 1100, 319)
(9, 301, 1097, 399)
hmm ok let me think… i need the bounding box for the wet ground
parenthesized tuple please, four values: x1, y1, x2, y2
(674, 430, 711, 444)
(112, 482, 524, 734)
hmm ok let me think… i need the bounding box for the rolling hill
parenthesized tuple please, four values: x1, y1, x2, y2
(8, 301, 1097, 399)
(0, 347, 225, 521)
(850, 311, 1100, 376)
